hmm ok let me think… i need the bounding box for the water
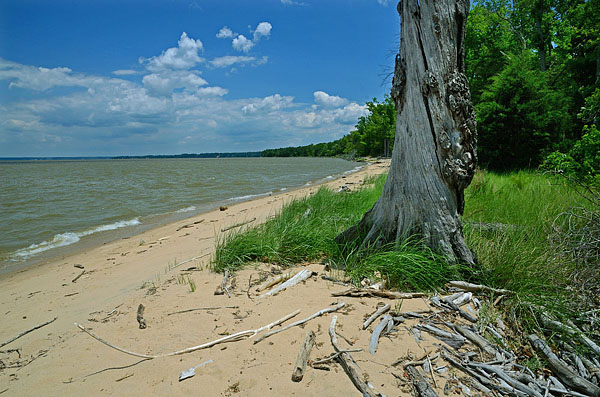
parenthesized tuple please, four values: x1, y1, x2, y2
(0, 157, 361, 273)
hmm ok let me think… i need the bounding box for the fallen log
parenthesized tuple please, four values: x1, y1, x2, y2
(291, 330, 316, 382)
(529, 334, 600, 396)
(0, 317, 57, 348)
(329, 315, 381, 397)
(254, 302, 345, 344)
(332, 288, 425, 299)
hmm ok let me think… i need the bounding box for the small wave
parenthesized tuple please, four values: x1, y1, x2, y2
(325, 175, 334, 179)
(228, 192, 273, 202)
(176, 206, 197, 213)
(344, 165, 365, 175)
(12, 218, 141, 259)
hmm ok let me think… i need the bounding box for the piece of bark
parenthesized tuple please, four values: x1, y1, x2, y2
(329, 315, 381, 397)
(0, 317, 57, 348)
(257, 269, 313, 299)
(405, 365, 439, 397)
(447, 280, 513, 295)
(254, 302, 345, 344)
(363, 303, 391, 330)
(75, 309, 300, 359)
(291, 330, 316, 382)
(332, 288, 425, 299)
(369, 315, 393, 355)
(529, 334, 600, 396)
(136, 304, 147, 329)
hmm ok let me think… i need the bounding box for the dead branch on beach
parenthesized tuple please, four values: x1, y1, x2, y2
(0, 317, 57, 349)
(221, 218, 256, 232)
(75, 309, 301, 359)
(291, 330, 316, 382)
(72, 270, 85, 283)
(167, 305, 239, 316)
(332, 288, 425, 299)
(257, 269, 313, 299)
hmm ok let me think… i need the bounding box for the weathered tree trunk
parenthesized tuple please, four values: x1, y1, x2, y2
(336, 0, 477, 264)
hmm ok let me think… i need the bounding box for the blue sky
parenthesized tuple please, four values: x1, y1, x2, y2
(0, 0, 398, 157)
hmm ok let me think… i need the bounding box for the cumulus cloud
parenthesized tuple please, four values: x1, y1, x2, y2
(142, 32, 204, 71)
(232, 34, 254, 53)
(253, 22, 272, 41)
(313, 91, 349, 108)
(242, 94, 294, 114)
(112, 69, 140, 76)
(377, 0, 391, 5)
(142, 70, 208, 96)
(210, 55, 256, 68)
(216, 26, 234, 39)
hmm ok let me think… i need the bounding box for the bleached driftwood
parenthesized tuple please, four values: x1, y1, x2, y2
(468, 362, 543, 397)
(257, 269, 313, 299)
(291, 330, 316, 382)
(221, 218, 256, 232)
(310, 348, 363, 365)
(254, 302, 345, 344)
(0, 317, 57, 348)
(179, 359, 213, 381)
(332, 288, 425, 299)
(447, 281, 513, 296)
(452, 324, 499, 358)
(440, 297, 477, 323)
(167, 305, 239, 316)
(405, 365, 439, 397)
(363, 303, 391, 330)
(136, 304, 147, 329)
(171, 253, 210, 270)
(75, 309, 300, 359)
(255, 271, 295, 293)
(540, 314, 600, 357)
(529, 334, 600, 396)
(369, 315, 393, 355)
(417, 324, 466, 349)
(329, 315, 381, 397)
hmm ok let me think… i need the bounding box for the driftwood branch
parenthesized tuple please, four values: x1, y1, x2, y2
(291, 330, 316, 382)
(529, 334, 600, 396)
(254, 302, 345, 344)
(221, 218, 256, 232)
(72, 270, 85, 283)
(255, 271, 295, 293)
(214, 269, 231, 296)
(405, 365, 439, 397)
(332, 288, 425, 299)
(171, 253, 210, 270)
(310, 348, 363, 365)
(257, 269, 313, 299)
(363, 303, 391, 330)
(136, 304, 146, 329)
(329, 315, 380, 397)
(447, 280, 513, 296)
(369, 315, 393, 355)
(75, 309, 300, 359)
(452, 324, 499, 358)
(0, 317, 57, 348)
(167, 305, 239, 316)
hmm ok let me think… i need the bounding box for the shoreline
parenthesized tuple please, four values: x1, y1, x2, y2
(0, 160, 398, 396)
(0, 159, 365, 276)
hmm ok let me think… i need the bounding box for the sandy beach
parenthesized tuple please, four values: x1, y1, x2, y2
(0, 160, 452, 396)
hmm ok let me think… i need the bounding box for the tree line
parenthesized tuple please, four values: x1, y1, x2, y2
(262, 0, 599, 180)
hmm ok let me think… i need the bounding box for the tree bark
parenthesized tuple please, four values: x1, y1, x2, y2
(336, 0, 477, 264)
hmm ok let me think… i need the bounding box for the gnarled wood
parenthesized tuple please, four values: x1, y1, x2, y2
(336, 0, 477, 265)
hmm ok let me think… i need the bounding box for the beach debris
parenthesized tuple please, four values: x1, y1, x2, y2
(72, 270, 85, 283)
(64, 292, 79, 297)
(255, 271, 296, 293)
(115, 372, 134, 382)
(254, 302, 346, 344)
(329, 315, 382, 397)
(0, 317, 57, 349)
(332, 288, 425, 299)
(170, 253, 210, 271)
(405, 365, 438, 397)
(136, 304, 147, 329)
(179, 359, 213, 382)
(75, 308, 301, 359)
(291, 330, 316, 382)
(447, 280, 513, 296)
(73, 264, 84, 269)
(369, 314, 393, 355)
(362, 303, 391, 330)
(167, 305, 239, 316)
(257, 269, 314, 299)
(221, 217, 256, 232)
(214, 269, 232, 297)
(219, 206, 228, 211)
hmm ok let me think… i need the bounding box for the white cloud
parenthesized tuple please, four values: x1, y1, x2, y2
(143, 32, 204, 71)
(377, 0, 391, 5)
(253, 22, 272, 41)
(210, 55, 256, 68)
(216, 26, 234, 39)
(313, 91, 349, 107)
(232, 34, 254, 53)
(242, 94, 294, 114)
(142, 70, 208, 96)
(112, 69, 140, 76)
(281, 0, 306, 5)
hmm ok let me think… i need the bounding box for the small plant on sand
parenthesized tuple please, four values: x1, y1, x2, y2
(187, 276, 196, 292)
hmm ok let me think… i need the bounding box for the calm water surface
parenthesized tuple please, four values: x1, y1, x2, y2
(0, 157, 361, 273)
